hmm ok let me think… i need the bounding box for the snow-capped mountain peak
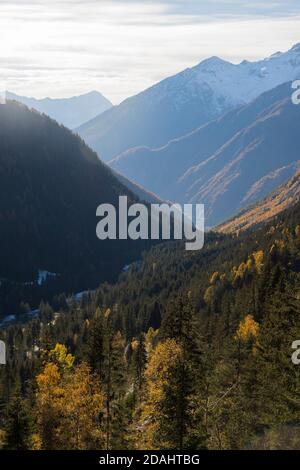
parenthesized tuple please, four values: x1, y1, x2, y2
(143, 43, 300, 113)
(78, 43, 300, 161)
(186, 43, 300, 106)
(197, 56, 230, 69)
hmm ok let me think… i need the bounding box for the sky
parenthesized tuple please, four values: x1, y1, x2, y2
(1, 0, 300, 104)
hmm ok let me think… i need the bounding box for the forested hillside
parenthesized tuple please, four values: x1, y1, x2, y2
(0, 102, 152, 317)
(1, 198, 299, 450)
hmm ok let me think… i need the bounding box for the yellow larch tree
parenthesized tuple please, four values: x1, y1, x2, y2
(235, 315, 259, 343)
(136, 338, 183, 449)
(60, 363, 104, 449)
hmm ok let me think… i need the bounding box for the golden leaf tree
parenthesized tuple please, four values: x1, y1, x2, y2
(35, 344, 104, 450)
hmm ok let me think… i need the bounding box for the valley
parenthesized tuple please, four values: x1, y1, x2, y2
(0, 36, 299, 454)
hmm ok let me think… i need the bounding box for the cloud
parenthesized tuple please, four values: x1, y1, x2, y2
(0, 1, 300, 102)
(3, 0, 300, 19)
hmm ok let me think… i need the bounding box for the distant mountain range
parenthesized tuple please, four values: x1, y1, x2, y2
(77, 43, 300, 161)
(217, 169, 300, 234)
(0, 101, 151, 315)
(110, 81, 300, 227)
(4, 90, 112, 129)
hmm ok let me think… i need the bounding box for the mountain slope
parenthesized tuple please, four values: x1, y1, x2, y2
(0, 101, 151, 315)
(113, 170, 165, 204)
(78, 44, 300, 161)
(217, 169, 300, 234)
(111, 82, 300, 227)
(5, 90, 112, 129)
(110, 82, 293, 196)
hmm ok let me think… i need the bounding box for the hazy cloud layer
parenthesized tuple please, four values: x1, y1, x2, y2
(1, 1, 300, 102)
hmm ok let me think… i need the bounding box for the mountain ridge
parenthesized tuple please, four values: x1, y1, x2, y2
(4, 90, 112, 129)
(110, 81, 300, 226)
(78, 44, 300, 161)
